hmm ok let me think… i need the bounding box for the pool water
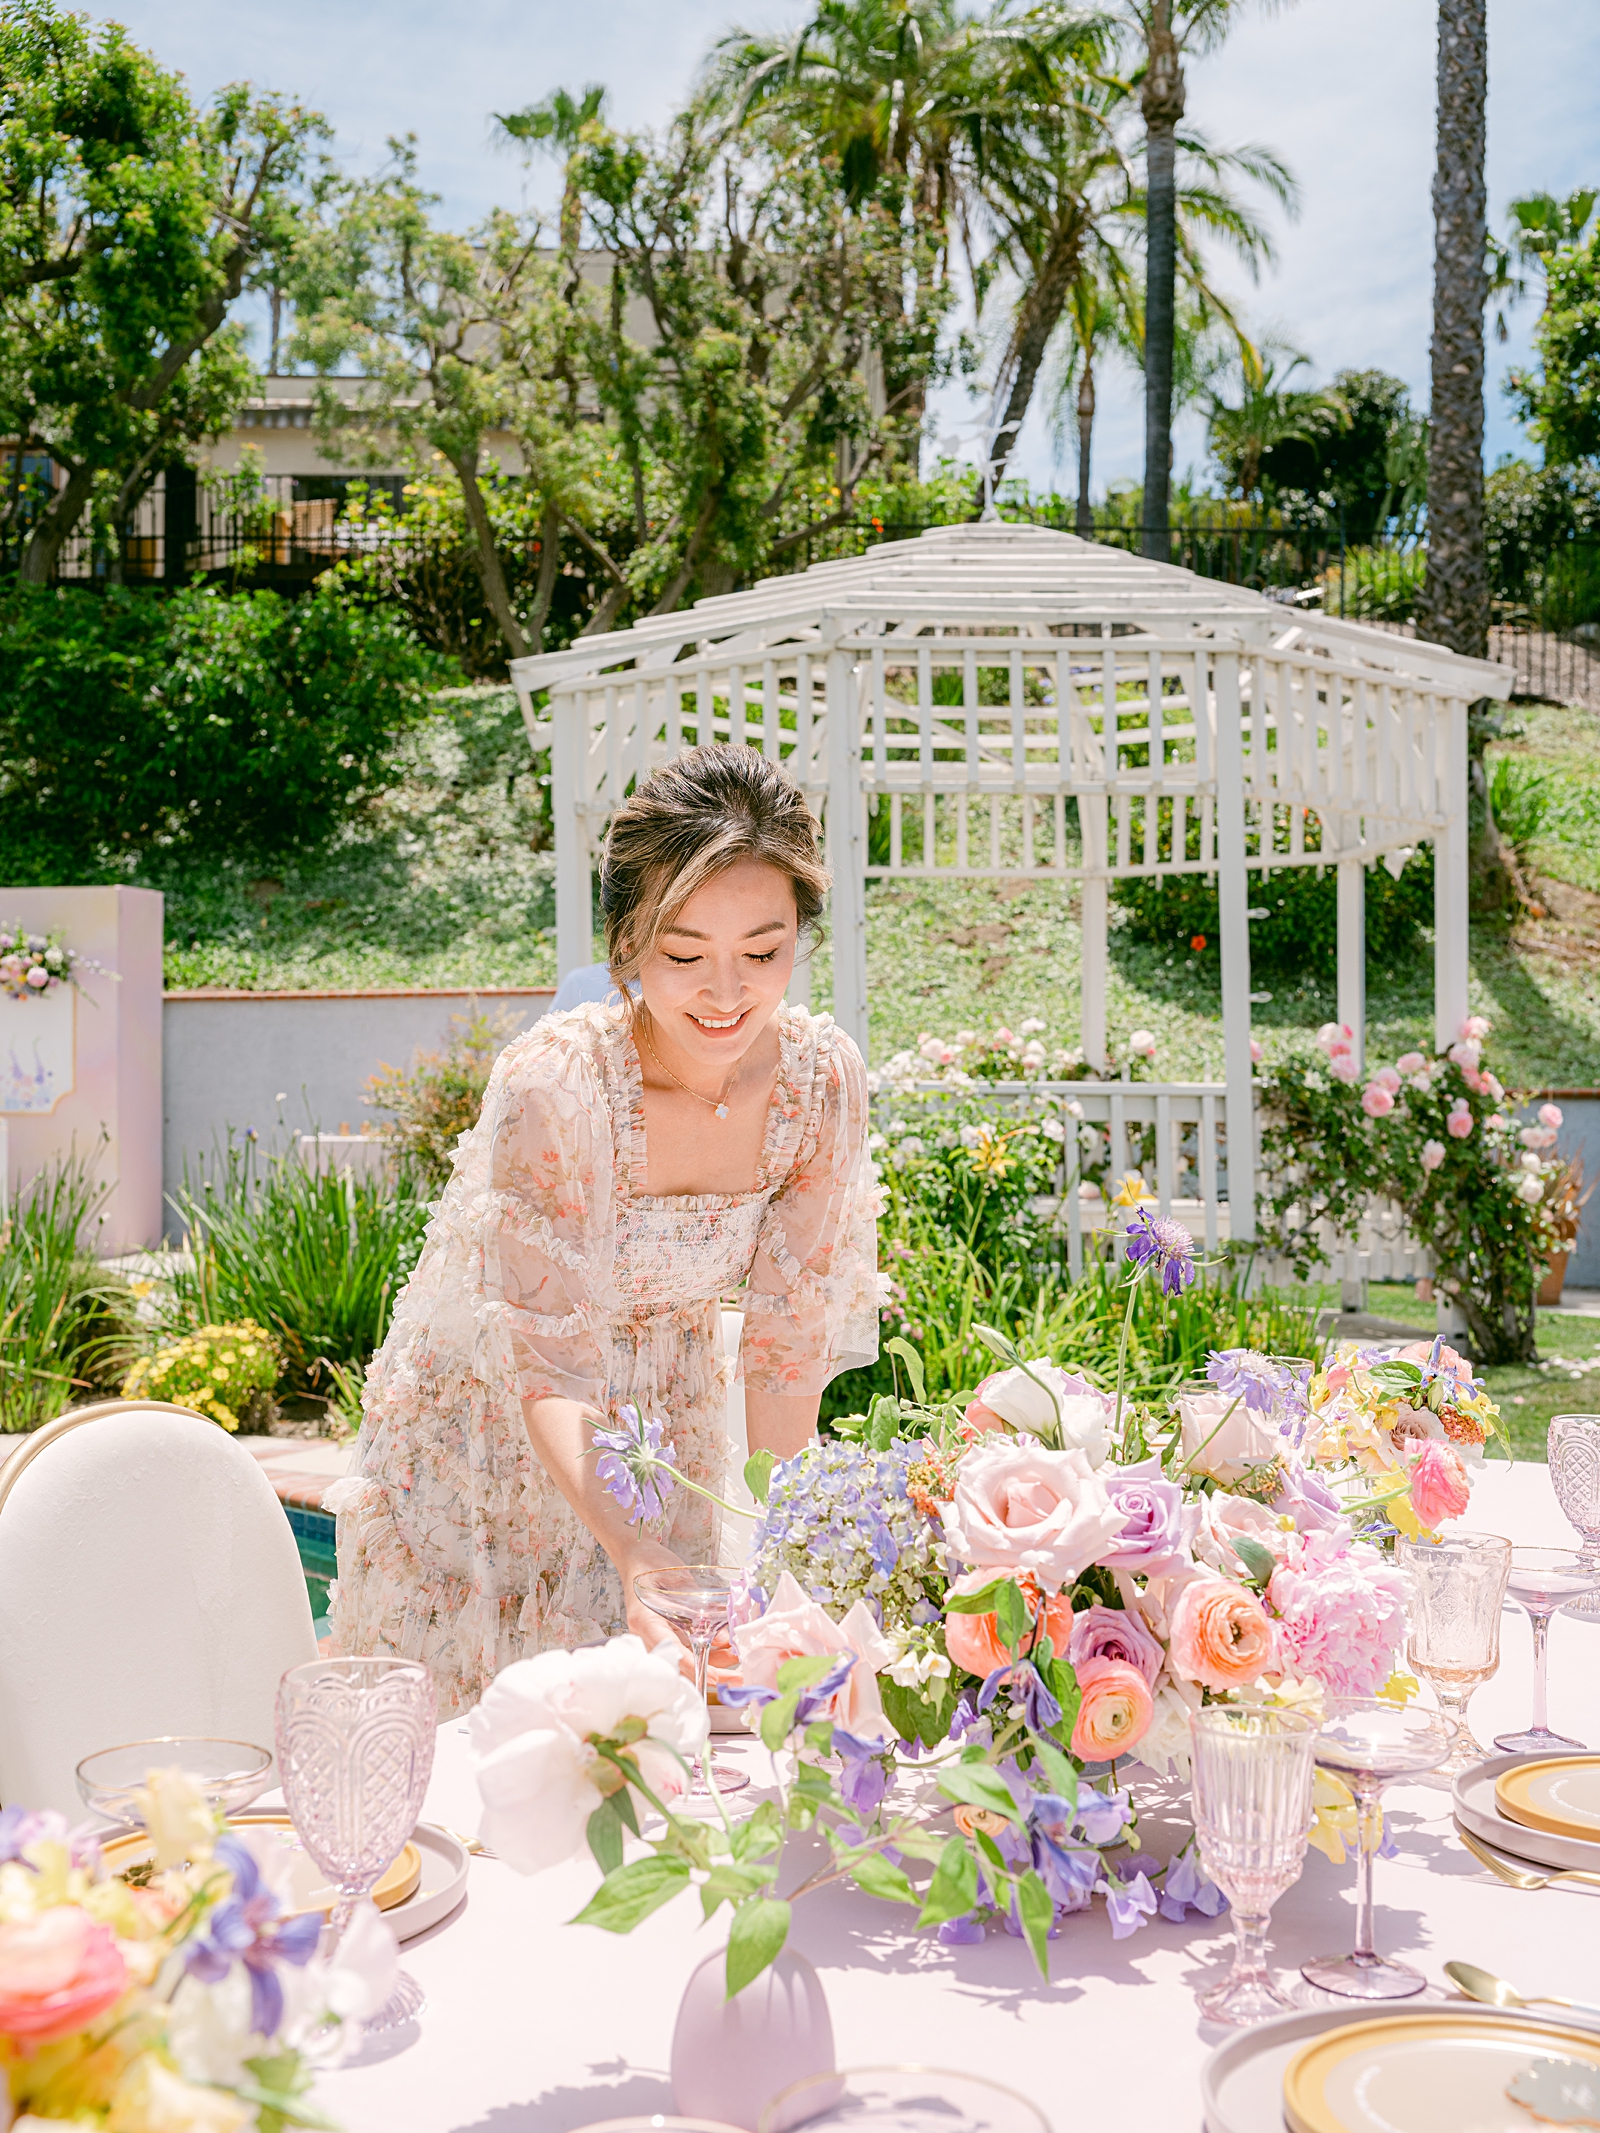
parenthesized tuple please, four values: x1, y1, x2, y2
(286, 1504, 335, 1635)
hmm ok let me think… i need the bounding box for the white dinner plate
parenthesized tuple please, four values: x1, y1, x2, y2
(1455, 1754, 1600, 1877)
(387, 1821, 470, 1941)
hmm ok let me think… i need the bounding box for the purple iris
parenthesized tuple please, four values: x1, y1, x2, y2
(592, 1405, 678, 1523)
(1124, 1212, 1197, 1296)
(184, 1834, 321, 2037)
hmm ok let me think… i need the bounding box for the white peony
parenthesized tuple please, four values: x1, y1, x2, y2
(469, 1635, 707, 1873)
(971, 1362, 1115, 1466)
(1133, 1678, 1203, 1780)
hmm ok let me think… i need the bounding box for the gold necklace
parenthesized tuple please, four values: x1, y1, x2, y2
(637, 1014, 740, 1121)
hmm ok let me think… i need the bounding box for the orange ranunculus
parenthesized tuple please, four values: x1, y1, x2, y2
(1168, 1576, 1274, 1691)
(0, 1907, 129, 2045)
(1069, 1658, 1154, 1760)
(943, 1571, 1074, 1679)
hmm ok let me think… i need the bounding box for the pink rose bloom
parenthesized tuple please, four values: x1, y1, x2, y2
(1329, 1053, 1361, 1085)
(1168, 1577, 1275, 1690)
(0, 1907, 128, 2045)
(1541, 1102, 1564, 1129)
(941, 1442, 1127, 1594)
(1373, 1065, 1403, 1093)
(1409, 1072, 1433, 1092)
(943, 1570, 1073, 1680)
(1461, 1015, 1491, 1041)
(733, 1570, 895, 1739)
(1316, 1021, 1354, 1055)
(1191, 1489, 1289, 1577)
(1447, 1105, 1474, 1139)
(1266, 1532, 1406, 1696)
(1068, 1601, 1164, 1689)
(1176, 1389, 1280, 1486)
(24, 965, 49, 988)
(1409, 1440, 1471, 1528)
(1250, 1038, 1263, 1063)
(1070, 1659, 1154, 1760)
(1421, 1139, 1446, 1172)
(1486, 1112, 1506, 1130)
(1395, 1052, 1426, 1075)
(1361, 1083, 1395, 1118)
(1449, 1039, 1482, 1071)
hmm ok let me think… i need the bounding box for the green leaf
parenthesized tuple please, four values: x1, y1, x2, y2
(586, 1796, 626, 1876)
(993, 1578, 1029, 1653)
(726, 1896, 791, 1998)
(1029, 1737, 1079, 1813)
(240, 2052, 338, 2133)
(1368, 1359, 1424, 1395)
(890, 1828, 950, 1864)
(866, 1391, 901, 1451)
(879, 1672, 960, 1749)
(744, 1448, 777, 1503)
(1015, 1868, 1054, 1979)
(944, 1579, 1007, 1616)
(760, 1692, 802, 1752)
(570, 1854, 690, 1933)
(886, 1336, 927, 1407)
(700, 1863, 775, 1920)
(729, 1799, 784, 1863)
(776, 1652, 840, 1693)
(614, 1784, 640, 1837)
(1230, 1535, 1279, 1587)
(937, 1764, 1021, 1821)
(917, 1835, 979, 1927)
(804, 1720, 836, 1756)
(845, 1848, 919, 1905)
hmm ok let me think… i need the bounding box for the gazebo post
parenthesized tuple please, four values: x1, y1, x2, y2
(551, 690, 592, 980)
(1433, 701, 1471, 1049)
(1336, 852, 1366, 1073)
(1079, 794, 1109, 1071)
(826, 630, 870, 1059)
(1213, 654, 1256, 1249)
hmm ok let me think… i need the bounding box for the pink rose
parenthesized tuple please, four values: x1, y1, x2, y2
(943, 1570, 1073, 1680)
(1328, 1054, 1361, 1085)
(941, 1442, 1127, 1594)
(1176, 1389, 1281, 1485)
(1191, 1489, 1290, 1577)
(1421, 1139, 1446, 1172)
(1447, 1105, 1474, 1139)
(1541, 1102, 1564, 1129)
(0, 1907, 128, 2045)
(1408, 1440, 1471, 1528)
(1070, 1659, 1154, 1760)
(734, 1570, 895, 1740)
(1068, 1601, 1164, 1689)
(1168, 1577, 1275, 1690)
(1395, 1052, 1426, 1075)
(1373, 1066, 1402, 1093)
(1361, 1084, 1395, 1118)
(24, 965, 49, 989)
(1250, 1038, 1263, 1063)
(1316, 1022, 1354, 1055)
(1461, 1015, 1490, 1041)
(1449, 1039, 1482, 1071)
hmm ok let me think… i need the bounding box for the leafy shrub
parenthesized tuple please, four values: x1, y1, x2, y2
(366, 1008, 523, 1192)
(0, 1157, 139, 1432)
(1321, 542, 1425, 621)
(1488, 759, 1556, 869)
(123, 1320, 278, 1432)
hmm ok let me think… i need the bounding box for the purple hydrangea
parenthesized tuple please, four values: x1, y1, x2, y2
(748, 1439, 943, 1628)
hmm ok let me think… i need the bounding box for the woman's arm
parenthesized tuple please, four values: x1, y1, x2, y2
(744, 1388, 821, 1461)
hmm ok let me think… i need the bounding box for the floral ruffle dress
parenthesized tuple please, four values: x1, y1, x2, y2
(327, 1001, 885, 1717)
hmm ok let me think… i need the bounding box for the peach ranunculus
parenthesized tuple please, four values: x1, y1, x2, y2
(1167, 1576, 1275, 1691)
(1408, 1439, 1471, 1528)
(942, 1569, 1074, 1679)
(941, 1443, 1127, 1595)
(1176, 1390, 1282, 1486)
(1069, 1658, 1154, 1761)
(733, 1570, 896, 1739)
(0, 1906, 129, 2045)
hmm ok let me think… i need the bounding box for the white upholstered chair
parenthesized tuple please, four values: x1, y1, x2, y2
(0, 1400, 318, 1816)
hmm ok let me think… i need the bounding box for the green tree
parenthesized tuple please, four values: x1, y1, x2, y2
(1248, 368, 1426, 542)
(1205, 349, 1345, 499)
(1488, 186, 1598, 342)
(1510, 225, 1600, 467)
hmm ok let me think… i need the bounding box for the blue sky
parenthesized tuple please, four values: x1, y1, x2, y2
(108, 0, 1598, 495)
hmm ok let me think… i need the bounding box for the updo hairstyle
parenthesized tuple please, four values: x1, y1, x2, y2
(599, 744, 829, 989)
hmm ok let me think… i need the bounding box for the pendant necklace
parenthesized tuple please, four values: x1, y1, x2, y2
(638, 1014, 739, 1121)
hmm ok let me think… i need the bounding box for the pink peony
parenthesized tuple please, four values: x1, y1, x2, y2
(1265, 1532, 1406, 1696)
(1540, 1102, 1564, 1129)
(1373, 1065, 1403, 1093)
(942, 1442, 1127, 1594)
(1447, 1105, 1475, 1139)
(1168, 1577, 1275, 1690)
(1395, 1052, 1426, 1075)
(1328, 1053, 1362, 1085)
(1421, 1139, 1446, 1172)
(0, 1907, 128, 2045)
(1070, 1659, 1154, 1761)
(1408, 1440, 1471, 1528)
(734, 1571, 895, 1739)
(1361, 1083, 1396, 1118)
(1068, 1601, 1164, 1689)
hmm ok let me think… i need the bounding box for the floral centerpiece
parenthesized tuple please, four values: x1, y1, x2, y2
(0, 1769, 393, 2130)
(0, 928, 113, 1003)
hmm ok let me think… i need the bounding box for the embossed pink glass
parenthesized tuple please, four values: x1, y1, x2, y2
(1550, 1416, 1600, 1620)
(275, 1657, 436, 2029)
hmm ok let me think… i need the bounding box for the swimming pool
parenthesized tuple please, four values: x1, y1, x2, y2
(285, 1504, 335, 1633)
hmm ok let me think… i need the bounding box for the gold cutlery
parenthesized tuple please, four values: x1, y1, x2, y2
(1445, 1960, 1600, 2019)
(1455, 1821, 1600, 1891)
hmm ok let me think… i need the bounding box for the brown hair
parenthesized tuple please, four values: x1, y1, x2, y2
(599, 744, 829, 987)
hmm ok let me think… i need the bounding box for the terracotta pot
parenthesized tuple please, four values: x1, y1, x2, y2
(1539, 1251, 1569, 1308)
(670, 1945, 836, 2133)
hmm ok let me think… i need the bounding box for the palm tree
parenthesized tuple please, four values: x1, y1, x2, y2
(1422, 0, 1488, 659)
(1205, 349, 1346, 499)
(1487, 186, 1598, 343)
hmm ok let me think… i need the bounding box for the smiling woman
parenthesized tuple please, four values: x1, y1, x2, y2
(327, 745, 886, 1715)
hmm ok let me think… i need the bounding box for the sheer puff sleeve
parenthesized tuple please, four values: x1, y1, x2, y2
(741, 1021, 888, 1397)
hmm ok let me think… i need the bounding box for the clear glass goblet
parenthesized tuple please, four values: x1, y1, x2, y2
(1188, 1705, 1317, 2026)
(1398, 1532, 1512, 1776)
(1301, 1697, 1451, 2001)
(275, 1657, 436, 2031)
(1550, 1416, 1600, 1621)
(633, 1565, 750, 1798)
(1494, 1546, 1600, 1754)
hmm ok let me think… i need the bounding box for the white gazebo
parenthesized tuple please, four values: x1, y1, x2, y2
(511, 524, 1511, 1266)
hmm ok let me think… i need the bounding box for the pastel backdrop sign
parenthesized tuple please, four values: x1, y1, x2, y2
(0, 984, 75, 1114)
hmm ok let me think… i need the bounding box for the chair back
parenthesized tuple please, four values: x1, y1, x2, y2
(0, 1400, 318, 1815)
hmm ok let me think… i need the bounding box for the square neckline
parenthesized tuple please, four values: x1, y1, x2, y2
(620, 1003, 804, 1209)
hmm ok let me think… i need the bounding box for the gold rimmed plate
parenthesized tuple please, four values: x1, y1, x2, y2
(102, 1814, 421, 1916)
(1497, 1759, 1600, 1843)
(1455, 1755, 1600, 1878)
(1282, 2011, 1600, 2133)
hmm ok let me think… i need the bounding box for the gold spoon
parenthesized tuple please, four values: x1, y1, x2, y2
(1446, 1961, 1600, 2021)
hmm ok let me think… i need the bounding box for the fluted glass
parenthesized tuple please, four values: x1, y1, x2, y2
(1189, 1706, 1316, 2026)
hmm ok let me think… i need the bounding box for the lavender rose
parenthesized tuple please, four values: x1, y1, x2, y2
(1067, 1601, 1164, 1690)
(1098, 1458, 1195, 1577)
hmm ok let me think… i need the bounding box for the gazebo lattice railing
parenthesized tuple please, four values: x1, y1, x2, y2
(512, 525, 1512, 1262)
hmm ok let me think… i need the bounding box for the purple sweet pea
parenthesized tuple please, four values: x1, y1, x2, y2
(937, 1913, 987, 1945)
(1067, 1602, 1165, 1690)
(1125, 1212, 1196, 1296)
(1103, 1866, 1159, 1940)
(1098, 1460, 1196, 1579)
(1267, 1459, 1348, 1536)
(832, 1729, 890, 1816)
(184, 1834, 321, 2038)
(1075, 1785, 1134, 1846)
(1157, 1839, 1229, 1923)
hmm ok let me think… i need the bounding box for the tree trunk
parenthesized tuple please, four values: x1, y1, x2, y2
(1075, 353, 1096, 537)
(1141, 8, 1185, 563)
(18, 461, 96, 584)
(1422, 0, 1489, 658)
(990, 228, 1083, 491)
(447, 446, 530, 663)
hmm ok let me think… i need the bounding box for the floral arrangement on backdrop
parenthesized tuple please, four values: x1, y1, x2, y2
(0, 927, 114, 1003)
(470, 1198, 1500, 1994)
(0, 1769, 391, 2130)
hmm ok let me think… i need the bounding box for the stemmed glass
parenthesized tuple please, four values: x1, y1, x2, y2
(275, 1657, 436, 2031)
(76, 1738, 275, 1826)
(1549, 1416, 1600, 1620)
(1398, 1533, 1512, 1776)
(634, 1566, 750, 1797)
(1493, 1546, 1600, 1754)
(1188, 1706, 1317, 2026)
(1301, 1698, 1451, 2001)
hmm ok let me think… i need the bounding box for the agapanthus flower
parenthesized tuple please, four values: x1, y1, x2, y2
(184, 1833, 321, 2037)
(1125, 1212, 1197, 1296)
(592, 1405, 678, 1523)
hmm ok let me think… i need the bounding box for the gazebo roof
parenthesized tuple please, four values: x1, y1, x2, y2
(511, 522, 1514, 701)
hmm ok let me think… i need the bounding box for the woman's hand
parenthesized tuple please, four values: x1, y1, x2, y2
(617, 1538, 694, 1664)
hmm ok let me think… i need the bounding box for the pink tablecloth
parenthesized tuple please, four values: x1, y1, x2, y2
(314, 1459, 1600, 2133)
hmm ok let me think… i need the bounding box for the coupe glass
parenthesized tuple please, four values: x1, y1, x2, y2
(275, 1657, 436, 2031)
(1550, 1416, 1600, 1620)
(1301, 1697, 1451, 2001)
(1188, 1706, 1317, 2025)
(1493, 1546, 1600, 1754)
(634, 1565, 749, 1797)
(76, 1737, 274, 1827)
(1398, 1532, 1512, 1775)
(759, 2067, 1049, 2133)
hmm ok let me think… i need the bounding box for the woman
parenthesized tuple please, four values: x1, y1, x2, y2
(328, 746, 884, 1715)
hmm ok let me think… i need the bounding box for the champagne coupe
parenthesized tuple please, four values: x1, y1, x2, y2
(1397, 1532, 1512, 1776)
(633, 1565, 750, 1797)
(76, 1737, 274, 1827)
(1301, 1698, 1451, 2001)
(759, 2067, 1050, 2133)
(1188, 1706, 1317, 2026)
(275, 1657, 436, 2031)
(1494, 1546, 1600, 1755)
(1549, 1416, 1600, 1620)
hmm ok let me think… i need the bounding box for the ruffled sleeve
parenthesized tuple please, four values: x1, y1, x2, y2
(741, 1022, 887, 1397)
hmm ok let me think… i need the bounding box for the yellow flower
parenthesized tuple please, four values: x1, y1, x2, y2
(109, 2057, 251, 2133)
(1111, 1170, 1150, 1208)
(131, 1766, 215, 1870)
(1378, 1672, 1420, 1707)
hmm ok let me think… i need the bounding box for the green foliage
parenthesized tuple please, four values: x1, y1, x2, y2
(366, 1008, 523, 1193)
(1489, 759, 1557, 870)
(1253, 369, 1426, 543)
(0, 1155, 138, 1432)
(1321, 543, 1426, 623)
(0, 580, 452, 881)
(1511, 226, 1600, 466)
(122, 1319, 278, 1432)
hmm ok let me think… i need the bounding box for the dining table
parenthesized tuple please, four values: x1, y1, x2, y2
(308, 1457, 1600, 2133)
